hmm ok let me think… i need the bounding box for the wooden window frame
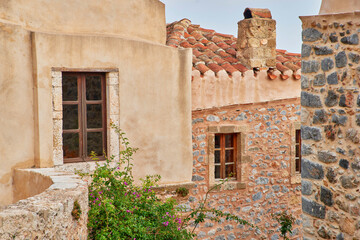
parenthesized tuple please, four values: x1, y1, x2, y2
(214, 133, 237, 180)
(62, 72, 107, 163)
(295, 129, 301, 173)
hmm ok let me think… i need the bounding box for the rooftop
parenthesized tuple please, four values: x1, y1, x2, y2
(166, 19, 301, 80)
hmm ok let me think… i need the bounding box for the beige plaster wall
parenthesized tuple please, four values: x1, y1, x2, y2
(191, 69, 301, 110)
(319, 0, 360, 14)
(0, 23, 35, 206)
(32, 31, 193, 185)
(0, 0, 166, 44)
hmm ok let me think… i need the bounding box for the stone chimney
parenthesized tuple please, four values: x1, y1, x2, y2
(236, 8, 276, 69)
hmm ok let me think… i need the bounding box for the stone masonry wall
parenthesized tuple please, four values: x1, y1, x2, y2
(300, 12, 360, 239)
(189, 98, 302, 239)
(0, 168, 88, 240)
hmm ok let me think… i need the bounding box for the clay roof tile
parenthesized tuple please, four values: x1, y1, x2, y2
(166, 19, 301, 78)
(207, 63, 224, 73)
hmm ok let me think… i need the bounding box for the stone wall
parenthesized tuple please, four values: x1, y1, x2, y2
(189, 98, 302, 239)
(0, 168, 88, 239)
(300, 11, 360, 239)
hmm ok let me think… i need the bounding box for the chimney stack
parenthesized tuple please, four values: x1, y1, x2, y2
(236, 8, 276, 69)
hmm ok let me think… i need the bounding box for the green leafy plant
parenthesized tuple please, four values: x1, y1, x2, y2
(71, 200, 82, 220)
(82, 123, 252, 239)
(175, 187, 189, 197)
(272, 211, 295, 240)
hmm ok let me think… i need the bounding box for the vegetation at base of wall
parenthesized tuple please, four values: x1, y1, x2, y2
(271, 211, 295, 240)
(80, 123, 252, 240)
(175, 187, 189, 197)
(71, 200, 82, 220)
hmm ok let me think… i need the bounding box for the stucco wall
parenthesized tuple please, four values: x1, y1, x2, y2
(319, 0, 360, 14)
(0, 23, 35, 205)
(0, 5, 192, 205)
(191, 69, 301, 110)
(300, 12, 360, 239)
(0, 0, 166, 44)
(31, 31, 192, 185)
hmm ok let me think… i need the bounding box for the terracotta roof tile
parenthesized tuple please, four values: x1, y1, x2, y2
(207, 63, 224, 73)
(195, 63, 210, 74)
(166, 19, 301, 78)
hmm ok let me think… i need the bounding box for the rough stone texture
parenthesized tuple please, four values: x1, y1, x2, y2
(313, 73, 326, 86)
(302, 197, 326, 219)
(191, 98, 301, 239)
(301, 92, 322, 108)
(335, 51, 347, 68)
(321, 58, 334, 71)
(301, 158, 324, 180)
(317, 150, 337, 163)
(302, 28, 322, 42)
(327, 71, 338, 85)
(302, 60, 320, 73)
(0, 168, 88, 239)
(301, 13, 360, 238)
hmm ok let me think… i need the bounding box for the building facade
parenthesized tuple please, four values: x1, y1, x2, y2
(167, 9, 303, 239)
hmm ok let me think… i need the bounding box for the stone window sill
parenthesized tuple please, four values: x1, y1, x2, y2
(209, 181, 246, 191)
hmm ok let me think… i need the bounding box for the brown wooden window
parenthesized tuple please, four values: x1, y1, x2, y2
(214, 133, 237, 179)
(62, 72, 107, 163)
(295, 129, 301, 173)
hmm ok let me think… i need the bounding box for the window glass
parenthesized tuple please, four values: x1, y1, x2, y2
(62, 75, 78, 101)
(86, 76, 102, 100)
(63, 133, 79, 158)
(87, 104, 102, 128)
(63, 105, 78, 129)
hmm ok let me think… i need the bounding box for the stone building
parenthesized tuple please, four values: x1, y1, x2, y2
(167, 8, 303, 239)
(0, 0, 193, 238)
(300, 0, 360, 238)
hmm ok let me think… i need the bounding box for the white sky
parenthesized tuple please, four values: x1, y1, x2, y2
(160, 0, 322, 53)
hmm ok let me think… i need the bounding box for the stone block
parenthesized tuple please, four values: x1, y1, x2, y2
(302, 28, 322, 42)
(314, 46, 333, 55)
(302, 60, 320, 73)
(52, 86, 62, 111)
(321, 58, 334, 71)
(301, 126, 322, 141)
(335, 51, 347, 68)
(301, 91, 322, 108)
(313, 109, 327, 124)
(340, 34, 359, 45)
(317, 150, 337, 163)
(340, 175, 358, 189)
(327, 72, 338, 85)
(349, 52, 360, 63)
(329, 33, 338, 42)
(301, 75, 309, 89)
(301, 158, 324, 180)
(301, 180, 312, 195)
(320, 186, 333, 206)
(302, 143, 313, 156)
(302, 197, 326, 219)
(301, 44, 312, 58)
(325, 90, 339, 107)
(313, 74, 325, 86)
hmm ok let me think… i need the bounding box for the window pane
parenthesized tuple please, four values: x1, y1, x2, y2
(215, 165, 221, 179)
(215, 135, 220, 148)
(225, 164, 235, 178)
(87, 104, 102, 128)
(63, 133, 79, 158)
(296, 145, 300, 158)
(225, 150, 234, 163)
(63, 105, 78, 129)
(225, 134, 233, 147)
(62, 75, 78, 101)
(86, 76, 102, 100)
(87, 132, 103, 156)
(215, 150, 220, 163)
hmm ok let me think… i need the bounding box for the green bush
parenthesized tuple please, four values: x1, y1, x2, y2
(83, 124, 251, 240)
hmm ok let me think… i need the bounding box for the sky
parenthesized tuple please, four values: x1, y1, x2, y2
(160, 0, 322, 53)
